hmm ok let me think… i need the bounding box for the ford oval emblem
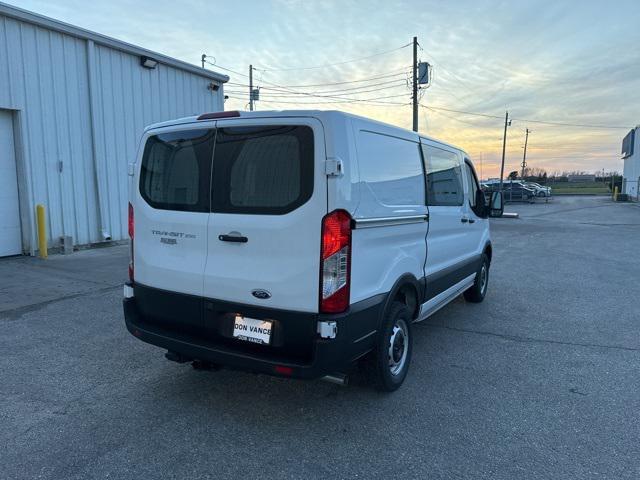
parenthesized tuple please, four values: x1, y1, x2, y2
(252, 289, 271, 300)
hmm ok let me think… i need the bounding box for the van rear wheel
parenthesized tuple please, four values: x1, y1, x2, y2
(464, 254, 489, 303)
(366, 301, 413, 392)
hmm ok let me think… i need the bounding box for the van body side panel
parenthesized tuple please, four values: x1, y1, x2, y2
(349, 121, 428, 304)
(326, 114, 360, 215)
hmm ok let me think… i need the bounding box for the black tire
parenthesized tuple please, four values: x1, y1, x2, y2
(464, 254, 489, 303)
(365, 301, 413, 392)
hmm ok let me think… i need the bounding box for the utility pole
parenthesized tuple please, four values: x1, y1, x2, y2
(499, 111, 510, 192)
(412, 36, 418, 132)
(249, 64, 254, 111)
(201, 54, 206, 69)
(520, 128, 530, 178)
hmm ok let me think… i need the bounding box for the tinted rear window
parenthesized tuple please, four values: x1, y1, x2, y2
(139, 129, 214, 212)
(139, 125, 314, 215)
(211, 125, 314, 214)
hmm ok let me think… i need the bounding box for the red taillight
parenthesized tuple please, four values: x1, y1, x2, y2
(128, 202, 134, 282)
(319, 210, 352, 314)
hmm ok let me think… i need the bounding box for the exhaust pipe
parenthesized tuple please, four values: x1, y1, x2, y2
(322, 374, 349, 386)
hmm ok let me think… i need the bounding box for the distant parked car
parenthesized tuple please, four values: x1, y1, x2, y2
(482, 181, 536, 203)
(523, 182, 552, 197)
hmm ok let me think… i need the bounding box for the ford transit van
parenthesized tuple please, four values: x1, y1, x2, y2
(123, 110, 503, 391)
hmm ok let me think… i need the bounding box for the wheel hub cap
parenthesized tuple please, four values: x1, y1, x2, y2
(480, 265, 488, 294)
(388, 319, 409, 376)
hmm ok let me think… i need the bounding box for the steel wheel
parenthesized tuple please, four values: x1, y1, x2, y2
(479, 263, 488, 296)
(388, 318, 409, 376)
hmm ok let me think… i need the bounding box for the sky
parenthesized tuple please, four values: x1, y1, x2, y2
(8, 0, 640, 178)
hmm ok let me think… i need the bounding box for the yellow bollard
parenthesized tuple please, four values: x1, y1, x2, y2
(36, 204, 47, 259)
(613, 186, 619, 202)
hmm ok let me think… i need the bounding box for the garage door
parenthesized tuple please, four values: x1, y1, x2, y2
(0, 110, 22, 256)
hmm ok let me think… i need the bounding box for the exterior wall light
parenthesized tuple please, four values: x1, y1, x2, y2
(140, 56, 158, 69)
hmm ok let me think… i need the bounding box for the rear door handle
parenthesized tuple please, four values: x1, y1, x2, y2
(461, 217, 469, 223)
(468, 218, 475, 224)
(218, 234, 248, 243)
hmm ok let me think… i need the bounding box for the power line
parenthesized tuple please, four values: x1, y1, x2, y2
(421, 105, 633, 129)
(424, 106, 484, 128)
(225, 94, 409, 106)
(239, 74, 411, 103)
(422, 104, 504, 120)
(226, 82, 408, 99)
(225, 69, 409, 88)
(225, 78, 408, 96)
(510, 117, 632, 130)
(251, 93, 411, 104)
(204, 60, 249, 78)
(254, 43, 411, 71)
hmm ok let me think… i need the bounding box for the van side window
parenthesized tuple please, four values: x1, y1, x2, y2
(463, 161, 480, 207)
(421, 144, 464, 206)
(357, 131, 425, 206)
(211, 125, 314, 215)
(139, 129, 214, 212)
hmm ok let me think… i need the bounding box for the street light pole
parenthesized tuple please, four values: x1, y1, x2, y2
(499, 111, 510, 192)
(412, 36, 418, 132)
(249, 64, 254, 111)
(520, 128, 530, 178)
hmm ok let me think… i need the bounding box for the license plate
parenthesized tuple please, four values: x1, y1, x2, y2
(233, 315, 272, 345)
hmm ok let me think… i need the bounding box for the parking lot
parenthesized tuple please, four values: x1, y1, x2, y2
(1, 196, 639, 479)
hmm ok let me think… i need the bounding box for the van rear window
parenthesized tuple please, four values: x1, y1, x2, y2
(211, 126, 314, 215)
(139, 125, 313, 215)
(139, 129, 214, 212)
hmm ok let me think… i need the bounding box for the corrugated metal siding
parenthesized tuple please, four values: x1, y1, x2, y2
(92, 44, 222, 241)
(0, 14, 223, 250)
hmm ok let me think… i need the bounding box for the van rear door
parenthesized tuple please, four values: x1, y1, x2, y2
(203, 118, 326, 312)
(133, 126, 214, 297)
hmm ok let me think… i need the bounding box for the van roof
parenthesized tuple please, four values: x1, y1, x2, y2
(144, 109, 467, 156)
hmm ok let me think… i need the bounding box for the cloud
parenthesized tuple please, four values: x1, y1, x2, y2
(9, 0, 640, 176)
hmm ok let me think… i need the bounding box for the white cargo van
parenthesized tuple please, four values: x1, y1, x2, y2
(123, 110, 504, 391)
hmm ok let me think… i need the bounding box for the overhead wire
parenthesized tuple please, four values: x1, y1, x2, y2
(226, 82, 408, 99)
(227, 96, 409, 107)
(225, 77, 408, 96)
(210, 55, 631, 131)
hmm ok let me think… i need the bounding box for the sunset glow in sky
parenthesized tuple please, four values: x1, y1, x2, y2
(10, 0, 640, 178)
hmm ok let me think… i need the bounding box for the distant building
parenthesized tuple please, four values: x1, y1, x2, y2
(0, 3, 228, 256)
(621, 127, 639, 198)
(567, 174, 596, 183)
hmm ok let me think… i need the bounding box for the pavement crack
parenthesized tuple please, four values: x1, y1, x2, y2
(0, 285, 121, 320)
(424, 324, 640, 353)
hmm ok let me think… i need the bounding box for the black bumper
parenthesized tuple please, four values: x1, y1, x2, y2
(123, 283, 385, 379)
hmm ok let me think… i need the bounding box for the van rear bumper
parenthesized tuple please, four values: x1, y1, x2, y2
(123, 283, 384, 380)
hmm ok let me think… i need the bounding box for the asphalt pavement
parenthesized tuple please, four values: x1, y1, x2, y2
(1, 196, 639, 479)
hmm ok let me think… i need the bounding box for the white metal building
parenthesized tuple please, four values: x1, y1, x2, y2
(0, 2, 228, 256)
(621, 126, 640, 199)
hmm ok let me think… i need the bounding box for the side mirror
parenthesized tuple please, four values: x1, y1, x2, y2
(488, 191, 504, 217)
